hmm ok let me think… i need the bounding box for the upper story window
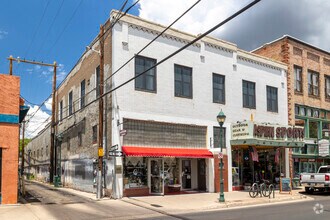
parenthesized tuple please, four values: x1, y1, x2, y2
(266, 86, 278, 113)
(213, 127, 226, 149)
(242, 80, 256, 109)
(68, 91, 73, 116)
(81, 79, 86, 108)
(325, 75, 330, 99)
(135, 55, 157, 92)
(213, 73, 225, 104)
(96, 65, 100, 98)
(174, 64, 192, 98)
(92, 125, 97, 144)
(308, 70, 319, 96)
(59, 100, 63, 121)
(294, 65, 303, 93)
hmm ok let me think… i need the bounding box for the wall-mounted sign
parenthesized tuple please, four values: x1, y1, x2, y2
(231, 122, 252, 139)
(231, 121, 304, 141)
(318, 139, 329, 157)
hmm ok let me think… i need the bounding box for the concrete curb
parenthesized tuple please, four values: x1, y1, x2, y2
(123, 193, 314, 215)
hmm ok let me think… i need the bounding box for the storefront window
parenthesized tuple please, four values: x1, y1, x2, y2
(322, 122, 330, 138)
(307, 144, 317, 155)
(309, 121, 318, 138)
(123, 157, 147, 188)
(163, 158, 180, 185)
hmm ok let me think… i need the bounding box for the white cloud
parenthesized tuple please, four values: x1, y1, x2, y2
(137, 0, 330, 52)
(44, 97, 52, 111)
(0, 30, 8, 39)
(24, 105, 51, 138)
(138, 0, 249, 36)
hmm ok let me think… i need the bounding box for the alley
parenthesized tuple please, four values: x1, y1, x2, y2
(0, 180, 175, 220)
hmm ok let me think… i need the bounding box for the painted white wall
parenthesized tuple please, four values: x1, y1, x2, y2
(111, 20, 288, 195)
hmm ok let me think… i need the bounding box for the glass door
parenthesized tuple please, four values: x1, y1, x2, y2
(182, 160, 191, 189)
(149, 158, 164, 195)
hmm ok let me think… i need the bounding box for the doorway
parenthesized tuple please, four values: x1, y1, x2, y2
(182, 160, 191, 189)
(198, 159, 206, 191)
(149, 158, 164, 195)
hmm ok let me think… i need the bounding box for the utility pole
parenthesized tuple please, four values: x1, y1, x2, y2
(97, 25, 105, 199)
(7, 56, 57, 184)
(20, 121, 25, 176)
(50, 62, 57, 184)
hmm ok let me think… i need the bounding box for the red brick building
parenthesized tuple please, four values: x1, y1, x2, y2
(253, 35, 330, 176)
(0, 74, 22, 204)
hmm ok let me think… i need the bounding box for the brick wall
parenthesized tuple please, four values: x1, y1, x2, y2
(254, 37, 330, 124)
(0, 74, 20, 204)
(213, 155, 228, 192)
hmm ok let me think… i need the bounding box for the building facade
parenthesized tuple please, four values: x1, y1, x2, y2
(0, 74, 21, 204)
(253, 35, 330, 177)
(26, 11, 289, 197)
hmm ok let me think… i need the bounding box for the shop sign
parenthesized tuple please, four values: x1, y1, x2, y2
(231, 121, 304, 141)
(231, 122, 253, 139)
(318, 139, 329, 157)
(254, 124, 304, 140)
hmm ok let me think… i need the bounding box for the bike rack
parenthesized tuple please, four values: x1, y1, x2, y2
(268, 184, 275, 199)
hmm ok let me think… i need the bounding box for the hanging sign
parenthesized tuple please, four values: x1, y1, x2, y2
(318, 139, 329, 157)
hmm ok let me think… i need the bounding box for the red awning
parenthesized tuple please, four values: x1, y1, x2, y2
(122, 146, 213, 158)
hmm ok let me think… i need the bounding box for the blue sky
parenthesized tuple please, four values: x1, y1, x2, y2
(0, 0, 139, 106)
(3, 0, 329, 137)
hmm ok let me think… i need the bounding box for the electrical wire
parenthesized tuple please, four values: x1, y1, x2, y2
(104, 0, 201, 82)
(55, 0, 261, 124)
(23, 0, 51, 58)
(36, 0, 65, 56)
(102, 0, 261, 99)
(46, 0, 83, 56)
(20, 95, 42, 106)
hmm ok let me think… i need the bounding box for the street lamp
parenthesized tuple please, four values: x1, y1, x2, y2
(217, 109, 226, 202)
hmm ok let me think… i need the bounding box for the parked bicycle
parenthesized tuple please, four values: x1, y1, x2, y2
(249, 179, 274, 198)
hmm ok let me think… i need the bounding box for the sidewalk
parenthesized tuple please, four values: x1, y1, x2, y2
(0, 181, 314, 220)
(122, 188, 313, 214)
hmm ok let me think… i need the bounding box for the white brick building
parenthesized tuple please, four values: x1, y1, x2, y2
(27, 10, 291, 198)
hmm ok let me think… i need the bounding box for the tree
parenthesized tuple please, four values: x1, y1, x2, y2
(19, 138, 31, 152)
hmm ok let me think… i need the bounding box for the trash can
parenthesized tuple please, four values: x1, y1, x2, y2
(54, 176, 61, 187)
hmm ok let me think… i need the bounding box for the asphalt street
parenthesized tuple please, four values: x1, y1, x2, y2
(174, 192, 330, 220)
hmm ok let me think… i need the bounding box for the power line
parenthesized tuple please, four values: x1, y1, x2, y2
(104, 0, 201, 82)
(23, 0, 51, 58)
(36, 0, 65, 56)
(87, 0, 140, 50)
(55, 0, 261, 124)
(102, 0, 261, 99)
(25, 93, 52, 124)
(20, 95, 42, 106)
(46, 0, 83, 56)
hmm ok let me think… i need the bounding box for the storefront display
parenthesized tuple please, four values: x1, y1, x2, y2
(123, 157, 147, 189)
(230, 121, 304, 191)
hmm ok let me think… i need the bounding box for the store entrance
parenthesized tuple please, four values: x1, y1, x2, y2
(149, 158, 164, 195)
(232, 147, 284, 190)
(182, 160, 191, 189)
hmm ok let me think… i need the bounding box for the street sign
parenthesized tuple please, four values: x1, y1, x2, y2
(110, 144, 118, 151)
(119, 129, 127, 136)
(98, 148, 104, 157)
(109, 150, 124, 157)
(318, 139, 329, 157)
(218, 153, 223, 159)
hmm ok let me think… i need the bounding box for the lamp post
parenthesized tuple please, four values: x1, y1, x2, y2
(217, 110, 226, 202)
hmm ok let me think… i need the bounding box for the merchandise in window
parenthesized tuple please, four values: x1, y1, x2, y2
(123, 157, 147, 188)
